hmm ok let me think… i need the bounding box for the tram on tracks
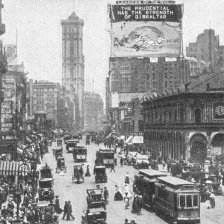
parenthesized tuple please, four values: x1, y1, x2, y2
(133, 169, 167, 210)
(154, 176, 200, 224)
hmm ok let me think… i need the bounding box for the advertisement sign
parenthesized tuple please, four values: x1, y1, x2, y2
(5, 45, 17, 65)
(3, 85, 16, 101)
(1, 101, 12, 114)
(112, 21, 181, 57)
(109, 4, 183, 22)
(213, 101, 224, 120)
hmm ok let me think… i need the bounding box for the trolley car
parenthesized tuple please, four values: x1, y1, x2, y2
(154, 176, 200, 224)
(133, 169, 167, 210)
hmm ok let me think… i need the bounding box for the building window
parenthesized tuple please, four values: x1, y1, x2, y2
(194, 108, 202, 123)
(180, 107, 184, 121)
(70, 41, 74, 56)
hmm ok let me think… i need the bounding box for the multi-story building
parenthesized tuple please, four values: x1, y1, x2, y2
(57, 86, 74, 130)
(186, 42, 197, 58)
(142, 71, 224, 163)
(218, 45, 224, 69)
(109, 57, 190, 94)
(186, 29, 220, 70)
(61, 12, 85, 130)
(84, 92, 104, 132)
(29, 80, 59, 128)
(0, 0, 7, 138)
(186, 57, 208, 77)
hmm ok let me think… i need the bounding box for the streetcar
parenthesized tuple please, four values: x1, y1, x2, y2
(154, 176, 200, 224)
(133, 169, 167, 210)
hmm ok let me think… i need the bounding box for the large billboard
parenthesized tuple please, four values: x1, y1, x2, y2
(112, 21, 181, 57)
(109, 4, 183, 58)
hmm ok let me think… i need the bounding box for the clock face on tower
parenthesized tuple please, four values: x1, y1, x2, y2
(213, 102, 224, 119)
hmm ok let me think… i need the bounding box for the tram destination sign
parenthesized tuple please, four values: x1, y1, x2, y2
(109, 4, 183, 22)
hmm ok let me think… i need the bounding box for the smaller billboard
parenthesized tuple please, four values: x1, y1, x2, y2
(109, 4, 183, 22)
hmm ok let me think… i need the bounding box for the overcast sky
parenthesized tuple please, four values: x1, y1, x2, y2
(1, 0, 224, 100)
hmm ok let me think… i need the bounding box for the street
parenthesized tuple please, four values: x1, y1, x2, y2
(42, 139, 224, 224)
(43, 139, 167, 224)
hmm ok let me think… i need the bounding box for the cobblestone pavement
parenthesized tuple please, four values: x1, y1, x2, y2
(42, 139, 224, 224)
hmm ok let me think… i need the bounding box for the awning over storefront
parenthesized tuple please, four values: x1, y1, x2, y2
(133, 136, 144, 144)
(125, 136, 133, 144)
(0, 160, 31, 176)
(125, 135, 144, 144)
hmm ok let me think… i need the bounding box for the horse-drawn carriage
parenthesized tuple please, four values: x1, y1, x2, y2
(94, 166, 107, 183)
(86, 189, 106, 210)
(81, 208, 107, 224)
(72, 165, 84, 183)
(56, 156, 67, 173)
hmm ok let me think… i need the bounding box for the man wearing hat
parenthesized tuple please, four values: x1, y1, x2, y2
(1, 205, 7, 219)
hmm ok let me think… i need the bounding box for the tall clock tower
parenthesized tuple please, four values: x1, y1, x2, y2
(61, 12, 84, 130)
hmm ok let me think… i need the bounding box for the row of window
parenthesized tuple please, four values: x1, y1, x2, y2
(144, 107, 185, 124)
(157, 189, 199, 208)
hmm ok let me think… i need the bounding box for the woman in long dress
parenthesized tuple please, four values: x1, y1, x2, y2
(85, 165, 91, 177)
(114, 185, 123, 201)
(124, 192, 130, 209)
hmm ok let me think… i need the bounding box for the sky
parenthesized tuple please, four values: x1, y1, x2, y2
(1, 0, 224, 101)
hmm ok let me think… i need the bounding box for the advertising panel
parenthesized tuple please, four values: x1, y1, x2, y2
(112, 21, 181, 57)
(3, 83, 16, 101)
(109, 4, 183, 22)
(1, 101, 12, 114)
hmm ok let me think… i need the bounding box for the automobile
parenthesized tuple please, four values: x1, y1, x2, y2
(56, 156, 67, 173)
(72, 165, 84, 183)
(125, 151, 138, 165)
(91, 134, 97, 142)
(81, 208, 107, 224)
(56, 138, 63, 147)
(86, 189, 106, 209)
(38, 178, 54, 201)
(73, 146, 87, 162)
(63, 134, 72, 144)
(95, 149, 115, 167)
(94, 166, 107, 183)
(134, 154, 149, 169)
(66, 140, 78, 153)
